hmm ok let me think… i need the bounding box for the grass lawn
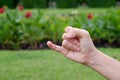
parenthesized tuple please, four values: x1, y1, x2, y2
(0, 48, 120, 80)
(44, 8, 108, 15)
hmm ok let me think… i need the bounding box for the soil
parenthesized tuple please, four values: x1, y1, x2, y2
(0, 40, 119, 50)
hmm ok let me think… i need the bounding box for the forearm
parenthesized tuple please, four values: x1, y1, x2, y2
(86, 49, 120, 80)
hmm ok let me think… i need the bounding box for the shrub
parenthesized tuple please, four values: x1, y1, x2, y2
(55, 0, 78, 8)
(21, 0, 47, 8)
(79, 8, 120, 47)
(0, 0, 15, 8)
(0, 7, 45, 49)
(0, 7, 120, 49)
(77, 0, 87, 4)
(63, 8, 120, 47)
(87, 0, 116, 8)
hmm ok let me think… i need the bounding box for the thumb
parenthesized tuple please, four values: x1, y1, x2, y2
(65, 26, 89, 39)
(65, 26, 76, 38)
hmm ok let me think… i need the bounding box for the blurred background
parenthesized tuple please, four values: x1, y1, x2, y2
(0, 0, 119, 8)
(0, 0, 120, 80)
(0, 0, 120, 49)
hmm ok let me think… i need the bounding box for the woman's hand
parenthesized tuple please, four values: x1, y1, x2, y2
(47, 26, 97, 64)
(47, 26, 120, 80)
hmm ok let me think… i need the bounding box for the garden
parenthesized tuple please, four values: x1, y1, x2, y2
(0, 0, 120, 80)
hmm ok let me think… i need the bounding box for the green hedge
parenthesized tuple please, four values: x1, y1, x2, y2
(55, 0, 78, 8)
(87, 0, 116, 7)
(0, 8, 120, 49)
(0, 0, 15, 8)
(21, 0, 47, 8)
(77, 0, 86, 4)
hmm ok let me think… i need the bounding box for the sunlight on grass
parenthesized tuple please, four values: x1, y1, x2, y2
(0, 48, 119, 80)
(44, 8, 108, 15)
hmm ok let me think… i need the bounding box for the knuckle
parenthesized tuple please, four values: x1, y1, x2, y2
(62, 40, 67, 46)
(62, 33, 66, 39)
(69, 45, 78, 51)
(70, 44, 74, 49)
(82, 29, 89, 36)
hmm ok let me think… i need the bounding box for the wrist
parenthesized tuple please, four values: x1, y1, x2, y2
(85, 48, 100, 66)
(84, 48, 120, 80)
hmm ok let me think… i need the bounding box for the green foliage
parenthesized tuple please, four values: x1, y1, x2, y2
(0, 8, 45, 49)
(20, 0, 33, 8)
(77, 0, 87, 4)
(55, 0, 78, 8)
(0, 0, 15, 8)
(0, 8, 120, 49)
(34, 0, 47, 8)
(87, 0, 116, 7)
(83, 8, 120, 44)
(46, 16, 68, 42)
(67, 8, 120, 46)
(21, 0, 47, 8)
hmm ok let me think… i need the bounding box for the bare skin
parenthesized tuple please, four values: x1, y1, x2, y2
(47, 27, 96, 64)
(47, 26, 120, 80)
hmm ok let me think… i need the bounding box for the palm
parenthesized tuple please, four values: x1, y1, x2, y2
(47, 36, 95, 64)
(64, 49, 88, 63)
(61, 37, 94, 63)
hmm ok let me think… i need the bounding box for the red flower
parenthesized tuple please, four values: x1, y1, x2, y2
(25, 11, 32, 18)
(0, 7, 5, 14)
(87, 13, 93, 19)
(18, 5, 24, 11)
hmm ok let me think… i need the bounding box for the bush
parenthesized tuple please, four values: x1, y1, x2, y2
(20, 0, 33, 8)
(73, 8, 120, 47)
(0, 7, 45, 49)
(0, 0, 15, 8)
(77, 0, 87, 4)
(55, 0, 78, 8)
(0, 7, 120, 49)
(34, 0, 47, 8)
(87, 0, 116, 7)
(21, 0, 47, 8)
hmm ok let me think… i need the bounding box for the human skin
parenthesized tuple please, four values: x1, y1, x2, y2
(47, 26, 120, 80)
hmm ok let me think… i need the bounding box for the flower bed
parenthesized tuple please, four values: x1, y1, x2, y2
(0, 6, 120, 49)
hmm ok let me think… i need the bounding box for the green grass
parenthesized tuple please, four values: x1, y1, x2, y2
(0, 48, 120, 80)
(44, 8, 108, 15)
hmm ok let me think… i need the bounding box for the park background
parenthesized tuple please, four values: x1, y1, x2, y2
(0, 0, 120, 80)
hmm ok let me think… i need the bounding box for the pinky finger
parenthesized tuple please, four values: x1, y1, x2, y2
(47, 41, 69, 56)
(47, 41, 62, 52)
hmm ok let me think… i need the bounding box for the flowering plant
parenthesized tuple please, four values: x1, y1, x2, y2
(0, 7, 5, 14)
(0, 7, 120, 49)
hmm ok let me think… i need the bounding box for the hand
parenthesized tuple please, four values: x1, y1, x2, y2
(47, 26, 120, 80)
(47, 26, 97, 64)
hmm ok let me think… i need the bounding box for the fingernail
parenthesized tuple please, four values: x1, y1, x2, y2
(65, 26, 72, 32)
(65, 27, 70, 32)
